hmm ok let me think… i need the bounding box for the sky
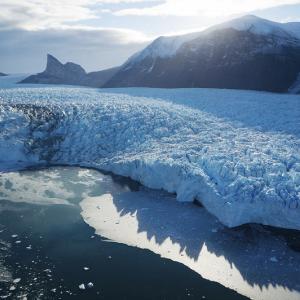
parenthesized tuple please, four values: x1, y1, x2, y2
(1, 0, 300, 73)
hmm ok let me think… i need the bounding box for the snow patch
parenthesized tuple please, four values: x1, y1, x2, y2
(124, 32, 201, 66)
(211, 15, 294, 39)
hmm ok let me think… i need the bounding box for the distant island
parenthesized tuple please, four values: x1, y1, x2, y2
(21, 15, 300, 94)
(0, 72, 7, 76)
(20, 54, 119, 88)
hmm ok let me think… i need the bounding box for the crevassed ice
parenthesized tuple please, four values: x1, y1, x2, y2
(0, 87, 300, 230)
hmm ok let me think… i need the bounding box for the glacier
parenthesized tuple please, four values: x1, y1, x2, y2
(0, 78, 300, 230)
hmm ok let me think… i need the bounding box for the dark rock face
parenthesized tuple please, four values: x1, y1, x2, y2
(104, 25, 300, 93)
(20, 54, 119, 87)
(0, 72, 7, 76)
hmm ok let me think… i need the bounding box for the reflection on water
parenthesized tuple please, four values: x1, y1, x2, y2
(0, 167, 131, 206)
(1, 166, 300, 300)
(81, 192, 300, 300)
(0, 166, 247, 300)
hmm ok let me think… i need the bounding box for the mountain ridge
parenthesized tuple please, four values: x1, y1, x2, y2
(21, 15, 300, 93)
(104, 15, 300, 93)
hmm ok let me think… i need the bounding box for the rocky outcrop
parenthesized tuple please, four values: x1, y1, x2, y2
(20, 54, 119, 87)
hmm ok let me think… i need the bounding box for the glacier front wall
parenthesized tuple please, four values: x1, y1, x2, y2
(0, 87, 300, 230)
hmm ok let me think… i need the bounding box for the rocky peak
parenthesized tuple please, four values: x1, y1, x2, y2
(45, 54, 64, 76)
(43, 54, 86, 81)
(20, 54, 119, 87)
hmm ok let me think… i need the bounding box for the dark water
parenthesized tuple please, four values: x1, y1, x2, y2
(0, 167, 249, 300)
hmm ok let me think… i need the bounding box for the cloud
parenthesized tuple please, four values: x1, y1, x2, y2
(0, 0, 152, 73)
(0, 0, 155, 30)
(0, 0, 95, 30)
(114, 0, 300, 17)
(0, 27, 149, 73)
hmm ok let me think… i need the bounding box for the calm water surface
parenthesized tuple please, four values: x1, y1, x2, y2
(0, 166, 248, 300)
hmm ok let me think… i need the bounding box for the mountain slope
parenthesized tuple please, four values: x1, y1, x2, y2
(20, 54, 119, 88)
(85, 67, 120, 87)
(0, 72, 7, 76)
(104, 15, 300, 93)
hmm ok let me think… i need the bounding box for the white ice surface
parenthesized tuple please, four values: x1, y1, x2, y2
(0, 78, 300, 230)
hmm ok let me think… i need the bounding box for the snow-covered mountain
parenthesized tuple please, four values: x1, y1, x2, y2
(104, 15, 300, 93)
(20, 54, 119, 87)
(209, 14, 295, 38)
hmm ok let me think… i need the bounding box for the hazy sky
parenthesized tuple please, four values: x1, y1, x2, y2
(1, 0, 300, 73)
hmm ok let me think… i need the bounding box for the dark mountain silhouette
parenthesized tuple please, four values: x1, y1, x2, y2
(20, 54, 119, 87)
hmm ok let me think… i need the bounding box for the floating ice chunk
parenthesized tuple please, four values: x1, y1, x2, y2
(43, 269, 51, 273)
(11, 235, 18, 238)
(13, 278, 21, 283)
(270, 256, 278, 263)
(15, 240, 21, 244)
(87, 282, 94, 288)
(79, 284, 85, 290)
(9, 286, 16, 291)
(83, 267, 90, 271)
